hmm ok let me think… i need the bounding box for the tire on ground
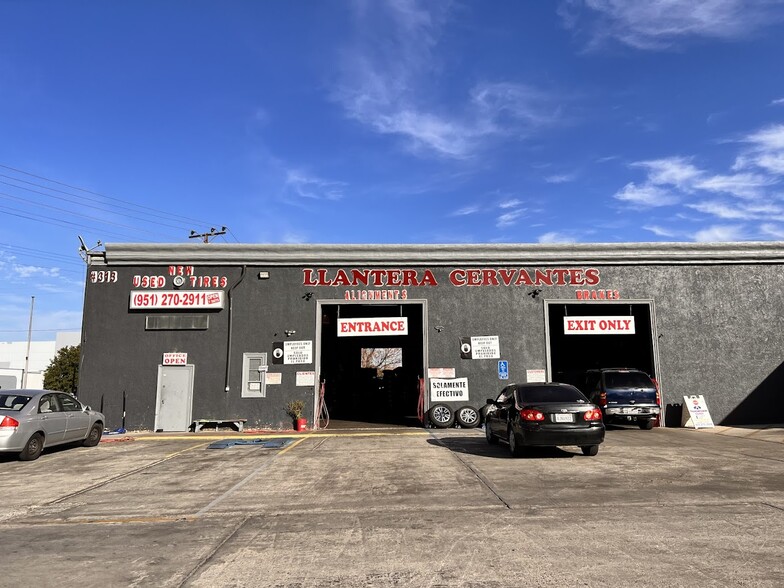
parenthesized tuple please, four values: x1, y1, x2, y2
(427, 404, 455, 428)
(455, 405, 480, 428)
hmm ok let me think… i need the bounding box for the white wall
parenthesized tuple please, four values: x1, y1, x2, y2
(0, 331, 80, 389)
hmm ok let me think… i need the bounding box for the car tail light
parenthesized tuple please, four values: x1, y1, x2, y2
(652, 378, 662, 407)
(583, 408, 602, 421)
(0, 416, 19, 429)
(519, 408, 545, 421)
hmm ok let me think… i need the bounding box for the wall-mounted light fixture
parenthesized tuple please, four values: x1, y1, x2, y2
(527, 288, 542, 300)
(258, 271, 270, 279)
(302, 292, 314, 301)
(434, 325, 444, 333)
(284, 329, 296, 337)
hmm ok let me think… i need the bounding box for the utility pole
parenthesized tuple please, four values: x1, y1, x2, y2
(189, 227, 227, 243)
(22, 296, 34, 388)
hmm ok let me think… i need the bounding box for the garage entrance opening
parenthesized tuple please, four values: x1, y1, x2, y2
(547, 301, 658, 383)
(318, 302, 425, 427)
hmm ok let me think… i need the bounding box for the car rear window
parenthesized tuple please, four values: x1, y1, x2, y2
(516, 386, 587, 404)
(0, 394, 32, 411)
(605, 372, 654, 388)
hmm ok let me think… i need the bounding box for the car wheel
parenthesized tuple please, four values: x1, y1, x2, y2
(83, 423, 103, 447)
(485, 422, 498, 444)
(639, 419, 654, 430)
(455, 406, 480, 428)
(508, 426, 525, 457)
(19, 433, 44, 461)
(428, 404, 455, 428)
(581, 445, 599, 456)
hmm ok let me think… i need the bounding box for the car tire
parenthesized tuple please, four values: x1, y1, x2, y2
(455, 406, 480, 428)
(83, 423, 103, 447)
(508, 426, 525, 457)
(639, 420, 654, 430)
(19, 432, 44, 461)
(428, 404, 455, 428)
(485, 422, 498, 444)
(581, 445, 599, 456)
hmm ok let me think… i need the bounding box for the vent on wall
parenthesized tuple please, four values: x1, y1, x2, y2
(145, 315, 209, 330)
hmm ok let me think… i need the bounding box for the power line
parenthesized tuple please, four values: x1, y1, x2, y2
(0, 163, 239, 240)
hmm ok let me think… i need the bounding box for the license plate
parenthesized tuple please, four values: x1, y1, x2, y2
(621, 407, 641, 414)
(553, 413, 573, 423)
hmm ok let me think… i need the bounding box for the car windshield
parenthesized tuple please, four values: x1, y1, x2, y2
(605, 372, 654, 388)
(516, 386, 586, 404)
(0, 394, 33, 411)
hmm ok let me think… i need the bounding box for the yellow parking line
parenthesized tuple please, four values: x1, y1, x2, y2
(135, 431, 431, 441)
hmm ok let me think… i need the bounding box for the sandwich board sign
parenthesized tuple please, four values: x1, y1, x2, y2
(681, 395, 715, 429)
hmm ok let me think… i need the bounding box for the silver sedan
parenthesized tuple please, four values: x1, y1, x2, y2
(0, 389, 105, 461)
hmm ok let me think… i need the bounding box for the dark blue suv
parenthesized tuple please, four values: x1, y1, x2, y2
(582, 368, 661, 429)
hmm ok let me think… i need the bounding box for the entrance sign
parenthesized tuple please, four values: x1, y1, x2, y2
(681, 395, 715, 428)
(563, 316, 635, 335)
(162, 352, 187, 365)
(337, 317, 409, 337)
(498, 361, 509, 380)
(430, 378, 469, 401)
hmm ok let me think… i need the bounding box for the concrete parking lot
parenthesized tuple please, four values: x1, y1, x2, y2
(1, 425, 782, 587)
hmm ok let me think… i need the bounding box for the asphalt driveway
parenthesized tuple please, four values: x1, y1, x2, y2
(1, 426, 782, 587)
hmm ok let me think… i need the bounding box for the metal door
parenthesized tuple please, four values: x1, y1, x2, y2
(154, 365, 194, 431)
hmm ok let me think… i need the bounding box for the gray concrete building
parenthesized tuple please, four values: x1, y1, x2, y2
(78, 241, 784, 431)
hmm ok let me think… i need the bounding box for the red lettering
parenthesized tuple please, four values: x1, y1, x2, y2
(534, 269, 553, 286)
(420, 269, 437, 286)
(515, 270, 533, 286)
(351, 269, 369, 286)
(466, 269, 482, 286)
(499, 269, 516, 286)
(585, 268, 600, 286)
(482, 269, 499, 286)
(449, 269, 466, 286)
(552, 269, 569, 285)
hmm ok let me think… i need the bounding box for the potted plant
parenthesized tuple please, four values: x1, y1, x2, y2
(285, 400, 307, 431)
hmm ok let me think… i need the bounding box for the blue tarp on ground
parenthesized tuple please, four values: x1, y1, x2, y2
(207, 438, 295, 450)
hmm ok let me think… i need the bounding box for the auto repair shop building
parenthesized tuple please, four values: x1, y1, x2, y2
(77, 241, 784, 431)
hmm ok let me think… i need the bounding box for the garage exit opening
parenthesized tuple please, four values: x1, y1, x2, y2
(546, 301, 659, 382)
(317, 302, 425, 427)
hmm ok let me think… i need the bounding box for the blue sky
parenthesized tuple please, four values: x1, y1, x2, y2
(2, 0, 784, 342)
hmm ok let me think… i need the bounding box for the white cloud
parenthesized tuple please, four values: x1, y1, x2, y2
(284, 170, 346, 201)
(498, 198, 523, 209)
(12, 265, 61, 279)
(687, 200, 784, 221)
(692, 224, 746, 242)
(560, 0, 784, 50)
(450, 205, 480, 216)
(693, 172, 776, 199)
(496, 209, 525, 228)
(734, 124, 784, 175)
(769, 98, 784, 106)
(760, 223, 784, 238)
(643, 224, 679, 238)
(631, 157, 703, 189)
(544, 173, 576, 184)
(334, 3, 561, 159)
(538, 231, 578, 244)
(614, 182, 679, 207)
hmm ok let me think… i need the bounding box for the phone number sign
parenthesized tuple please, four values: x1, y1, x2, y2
(130, 290, 225, 310)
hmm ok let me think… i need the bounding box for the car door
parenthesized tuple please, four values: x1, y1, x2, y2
(488, 385, 515, 436)
(37, 393, 67, 445)
(59, 393, 90, 442)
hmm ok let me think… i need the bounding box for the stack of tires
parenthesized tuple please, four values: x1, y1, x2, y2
(427, 404, 481, 429)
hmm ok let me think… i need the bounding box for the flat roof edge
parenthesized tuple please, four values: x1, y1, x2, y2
(90, 242, 784, 266)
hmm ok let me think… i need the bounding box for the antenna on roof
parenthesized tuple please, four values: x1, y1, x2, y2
(78, 235, 103, 263)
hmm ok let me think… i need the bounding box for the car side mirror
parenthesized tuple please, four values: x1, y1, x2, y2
(486, 398, 495, 405)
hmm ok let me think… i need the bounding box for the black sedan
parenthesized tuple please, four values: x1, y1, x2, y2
(485, 382, 605, 457)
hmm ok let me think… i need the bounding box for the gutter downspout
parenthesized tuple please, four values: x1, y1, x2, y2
(224, 266, 247, 393)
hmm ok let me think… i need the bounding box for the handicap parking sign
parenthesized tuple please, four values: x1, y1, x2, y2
(498, 360, 509, 380)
